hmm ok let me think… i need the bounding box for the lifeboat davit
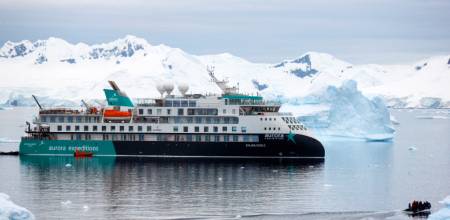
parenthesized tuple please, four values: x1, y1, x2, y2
(74, 149, 93, 157)
(103, 109, 132, 120)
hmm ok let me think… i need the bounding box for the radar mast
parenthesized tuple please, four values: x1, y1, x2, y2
(207, 66, 238, 95)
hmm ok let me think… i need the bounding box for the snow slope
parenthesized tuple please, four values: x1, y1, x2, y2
(1, 35, 449, 108)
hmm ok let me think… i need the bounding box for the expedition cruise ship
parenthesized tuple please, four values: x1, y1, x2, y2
(19, 69, 325, 159)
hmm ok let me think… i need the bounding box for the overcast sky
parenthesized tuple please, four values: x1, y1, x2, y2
(1, 0, 449, 64)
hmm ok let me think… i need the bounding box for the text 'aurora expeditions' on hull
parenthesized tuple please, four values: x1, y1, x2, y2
(19, 68, 325, 159)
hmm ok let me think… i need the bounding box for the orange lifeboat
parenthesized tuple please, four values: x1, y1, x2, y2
(103, 109, 132, 120)
(74, 149, 93, 157)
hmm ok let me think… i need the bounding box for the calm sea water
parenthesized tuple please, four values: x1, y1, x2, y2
(0, 107, 449, 219)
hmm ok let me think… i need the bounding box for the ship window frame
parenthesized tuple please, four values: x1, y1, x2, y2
(173, 126, 179, 132)
(178, 108, 184, 116)
(102, 126, 106, 131)
(138, 126, 143, 132)
(146, 126, 152, 132)
(57, 125, 62, 131)
(84, 125, 89, 131)
(241, 126, 247, 133)
(213, 126, 218, 132)
(138, 109, 144, 115)
(119, 126, 124, 132)
(66, 125, 71, 131)
(50, 116, 56, 123)
(232, 126, 237, 132)
(75, 125, 80, 131)
(93, 126, 98, 131)
(194, 126, 200, 132)
(111, 126, 116, 132)
(128, 126, 133, 132)
(222, 126, 227, 132)
(183, 126, 188, 132)
(147, 109, 152, 115)
(204, 126, 209, 132)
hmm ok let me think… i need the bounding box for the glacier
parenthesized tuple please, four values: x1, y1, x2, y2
(0, 193, 35, 220)
(281, 80, 395, 141)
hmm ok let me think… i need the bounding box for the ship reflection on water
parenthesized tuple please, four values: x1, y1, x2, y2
(18, 155, 325, 219)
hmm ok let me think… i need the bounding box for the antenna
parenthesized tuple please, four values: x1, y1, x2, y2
(81, 99, 90, 109)
(32, 95, 42, 110)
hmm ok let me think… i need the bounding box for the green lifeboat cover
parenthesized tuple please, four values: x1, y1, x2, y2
(103, 89, 134, 107)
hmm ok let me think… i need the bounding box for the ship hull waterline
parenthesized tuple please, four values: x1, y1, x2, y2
(19, 134, 325, 159)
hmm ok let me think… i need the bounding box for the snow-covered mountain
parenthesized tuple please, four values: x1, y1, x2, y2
(0, 35, 449, 108)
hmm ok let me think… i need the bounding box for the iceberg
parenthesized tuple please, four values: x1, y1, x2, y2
(0, 193, 35, 220)
(428, 195, 450, 220)
(285, 80, 395, 140)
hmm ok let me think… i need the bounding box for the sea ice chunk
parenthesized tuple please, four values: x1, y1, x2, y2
(428, 195, 450, 220)
(0, 193, 35, 220)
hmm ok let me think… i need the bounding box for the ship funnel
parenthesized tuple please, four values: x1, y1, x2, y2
(156, 84, 165, 98)
(178, 83, 189, 96)
(163, 83, 174, 96)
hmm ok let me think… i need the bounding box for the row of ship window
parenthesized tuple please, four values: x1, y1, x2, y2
(41, 116, 101, 123)
(281, 117, 300, 124)
(137, 108, 236, 116)
(68, 133, 259, 142)
(56, 125, 247, 133)
(260, 117, 277, 121)
(289, 125, 306, 131)
(136, 116, 239, 124)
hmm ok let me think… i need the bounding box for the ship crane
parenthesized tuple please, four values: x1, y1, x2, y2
(207, 66, 239, 94)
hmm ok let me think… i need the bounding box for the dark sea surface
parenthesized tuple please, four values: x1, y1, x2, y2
(0, 107, 449, 219)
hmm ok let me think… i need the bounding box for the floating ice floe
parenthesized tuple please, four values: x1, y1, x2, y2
(428, 195, 450, 220)
(416, 115, 449, 119)
(65, 163, 72, 167)
(408, 146, 417, 151)
(60, 200, 72, 207)
(0, 193, 35, 220)
(0, 138, 20, 143)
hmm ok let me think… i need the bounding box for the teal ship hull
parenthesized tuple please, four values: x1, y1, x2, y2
(19, 139, 116, 156)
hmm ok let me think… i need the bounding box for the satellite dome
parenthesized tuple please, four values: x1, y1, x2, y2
(178, 83, 189, 96)
(163, 83, 174, 96)
(156, 84, 165, 97)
